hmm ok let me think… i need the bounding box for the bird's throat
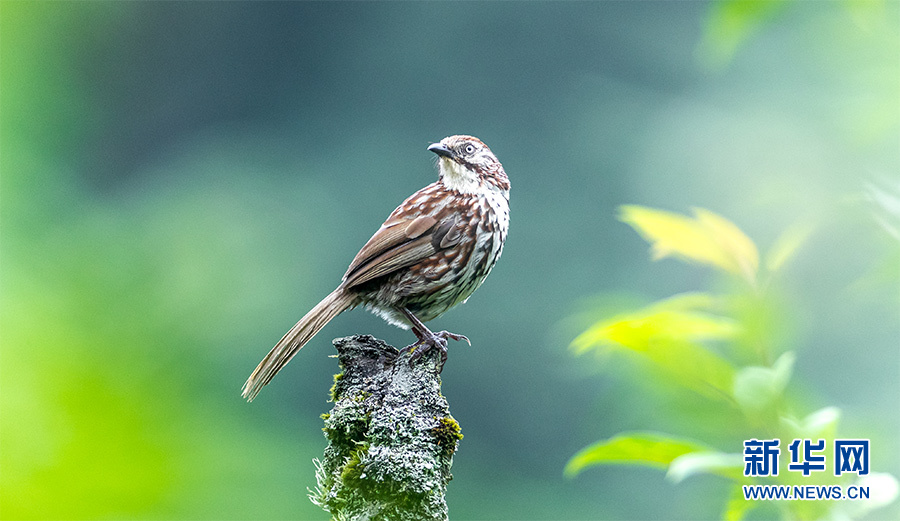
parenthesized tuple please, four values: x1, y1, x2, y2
(439, 158, 481, 194)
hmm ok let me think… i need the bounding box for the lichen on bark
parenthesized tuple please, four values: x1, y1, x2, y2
(309, 335, 461, 521)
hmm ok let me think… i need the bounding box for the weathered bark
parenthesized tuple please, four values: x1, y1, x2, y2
(309, 335, 461, 521)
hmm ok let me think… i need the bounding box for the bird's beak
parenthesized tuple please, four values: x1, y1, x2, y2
(427, 142, 454, 159)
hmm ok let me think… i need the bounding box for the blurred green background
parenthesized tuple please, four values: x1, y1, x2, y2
(1, 1, 897, 519)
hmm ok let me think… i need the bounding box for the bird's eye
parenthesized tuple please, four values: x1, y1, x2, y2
(463, 144, 476, 155)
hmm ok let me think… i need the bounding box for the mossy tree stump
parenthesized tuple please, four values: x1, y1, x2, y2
(310, 335, 462, 521)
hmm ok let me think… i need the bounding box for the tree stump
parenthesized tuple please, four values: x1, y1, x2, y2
(309, 335, 461, 521)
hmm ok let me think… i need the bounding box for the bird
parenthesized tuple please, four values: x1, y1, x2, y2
(242, 135, 510, 401)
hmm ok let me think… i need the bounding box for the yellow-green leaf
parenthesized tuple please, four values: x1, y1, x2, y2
(765, 220, 814, 272)
(693, 208, 759, 283)
(779, 407, 841, 440)
(667, 451, 745, 483)
(619, 205, 731, 270)
(723, 483, 758, 521)
(732, 351, 795, 412)
(697, 0, 789, 68)
(571, 293, 738, 401)
(565, 432, 709, 477)
(619, 205, 759, 285)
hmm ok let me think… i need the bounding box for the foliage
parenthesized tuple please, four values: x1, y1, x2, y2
(568, 205, 898, 520)
(698, 0, 789, 68)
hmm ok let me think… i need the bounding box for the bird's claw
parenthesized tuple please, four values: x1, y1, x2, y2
(403, 330, 469, 371)
(436, 330, 471, 346)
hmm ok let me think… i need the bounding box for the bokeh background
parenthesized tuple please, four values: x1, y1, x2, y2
(1, 1, 897, 520)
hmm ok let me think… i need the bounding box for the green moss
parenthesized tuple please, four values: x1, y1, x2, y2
(340, 442, 369, 486)
(339, 443, 432, 513)
(431, 417, 463, 457)
(329, 371, 344, 402)
(344, 415, 369, 446)
(324, 410, 371, 453)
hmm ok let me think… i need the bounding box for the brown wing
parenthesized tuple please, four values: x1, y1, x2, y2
(343, 211, 463, 288)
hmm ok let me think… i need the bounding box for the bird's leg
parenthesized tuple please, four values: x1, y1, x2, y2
(400, 308, 470, 369)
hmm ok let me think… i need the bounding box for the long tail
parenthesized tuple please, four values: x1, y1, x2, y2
(242, 287, 355, 402)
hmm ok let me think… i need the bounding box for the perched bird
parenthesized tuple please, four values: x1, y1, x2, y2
(242, 135, 510, 401)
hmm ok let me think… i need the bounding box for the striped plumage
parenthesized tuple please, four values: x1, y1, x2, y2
(242, 135, 509, 401)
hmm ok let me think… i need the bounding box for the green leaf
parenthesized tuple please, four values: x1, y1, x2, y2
(667, 451, 745, 483)
(565, 432, 710, 478)
(855, 473, 899, 512)
(780, 406, 841, 439)
(723, 483, 758, 521)
(843, 0, 890, 34)
(764, 220, 814, 272)
(572, 293, 739, 352)
(697, 0, 789, 68)
(572, 293, 738, 401)
(830, 473, 900, 520)
(619, 205, 759, 285)
(732, 351, 795, 412)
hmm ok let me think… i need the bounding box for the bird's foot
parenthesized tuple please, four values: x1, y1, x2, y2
(399, 307, 470, 371)
(403, 329, 470, 371)
(434, 330, 471, 346)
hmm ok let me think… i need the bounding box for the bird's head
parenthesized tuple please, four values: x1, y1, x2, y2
(428, 135, 510, 195)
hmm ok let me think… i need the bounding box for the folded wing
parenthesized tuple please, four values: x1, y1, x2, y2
(343, 211, 463, 288)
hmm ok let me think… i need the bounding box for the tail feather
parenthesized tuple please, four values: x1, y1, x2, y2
(242, 288, 355, 402)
